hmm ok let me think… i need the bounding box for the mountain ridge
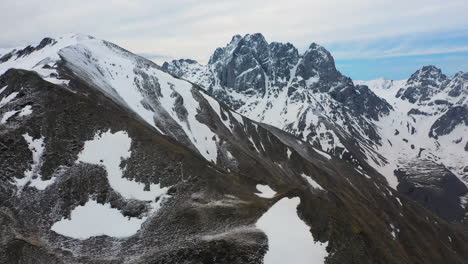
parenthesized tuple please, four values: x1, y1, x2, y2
(163, 33, 468, 225)
(0, 33, 467, 263)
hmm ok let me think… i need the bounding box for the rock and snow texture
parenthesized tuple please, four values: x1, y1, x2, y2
(0, 90, 19, 108)
(1, 105, 32, 124)
(256, 197, 328, 264)
(58, 38, 220, 163)
(77, 130, 168, 202)
(0, 34, 88, 85)
(2, 33, 468, 263)
(51, 200, 146, 239)
(301, 173, 325, 190)
(164, 34, 467, 192)
(50, 130, 171, 240)
(15, 134, 55, 190)
(163, 33, 468, 223)
(1, 109, 17, 124)
(355, 69, 468, 186)
(356, 70, 468, 222)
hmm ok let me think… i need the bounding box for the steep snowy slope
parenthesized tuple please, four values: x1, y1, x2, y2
(164, 34, 468, 224)
(356, 69, 468, 181)
(1, 34, 468, 263)
(356, 68, 468, 222)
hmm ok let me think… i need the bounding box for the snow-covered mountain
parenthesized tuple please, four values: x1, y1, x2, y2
(356, 68, 468, 222)
(163, 34, 391, 172)
(163, 33, 468, 224)
(1, 34, 467, 263)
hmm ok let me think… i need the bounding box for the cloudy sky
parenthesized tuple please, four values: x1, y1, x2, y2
(1, 0, 467, 80)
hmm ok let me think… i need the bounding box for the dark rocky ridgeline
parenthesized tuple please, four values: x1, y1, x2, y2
(395, 160, 468, 223)
(0, 36, 467, 264)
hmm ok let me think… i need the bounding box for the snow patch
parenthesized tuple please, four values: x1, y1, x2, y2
(0, 85, 7, 95)
(395, 197, 403, 207)
(0, 91, 19, 108)
(255, 184, 276, 198)
(389, 223, 400, 240)
(287, 148, 292, 158)
(1, 105, 33, 124)
(256, 197, 328, 264)
(18, 105, 33, 116)
(460, 194, 468, 209)
(51, 200, 146, 239)
(1, 109, 17, 124)
(301, 173, 324, 190)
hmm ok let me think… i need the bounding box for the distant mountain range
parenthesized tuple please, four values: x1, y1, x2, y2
(164, 34, 468, 225)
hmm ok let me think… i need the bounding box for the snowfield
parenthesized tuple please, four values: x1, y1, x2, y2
(51, 200, 146, 239)
(255, 184, 277, 198)
(256, 197, 328, 264)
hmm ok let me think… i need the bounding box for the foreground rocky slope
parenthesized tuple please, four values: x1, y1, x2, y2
(0, 34, 467, 263)
(164, 34, 468, 225)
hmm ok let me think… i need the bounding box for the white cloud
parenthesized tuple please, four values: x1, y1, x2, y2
(1, 0, 467, 63)
(331, 45, 468, 60)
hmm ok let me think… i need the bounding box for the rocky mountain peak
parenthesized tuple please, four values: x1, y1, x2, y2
(307, 42, 334, 62)
(397, 65, 449, 103)
(230, 34, 242, 42)
(208, 33, 268, 65)
(407, 65, 447, 85)
(242, 33, 268, 45)
(164, 33, 392, 122)
(296, 42, 338, 82)
(453, 71, 467, 79)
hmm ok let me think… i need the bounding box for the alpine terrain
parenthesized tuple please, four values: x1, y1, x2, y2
(163, 33, 468, 226)
(0, 34, 467, 263)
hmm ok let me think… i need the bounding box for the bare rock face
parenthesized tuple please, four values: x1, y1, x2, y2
(1, 35, 468, 264)
(430, 105, 468, 138)
(396, 160, 468, 222)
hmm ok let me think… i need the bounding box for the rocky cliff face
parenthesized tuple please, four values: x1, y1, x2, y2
(164, 34, 468, 226)
(1, 34, 467, 263)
